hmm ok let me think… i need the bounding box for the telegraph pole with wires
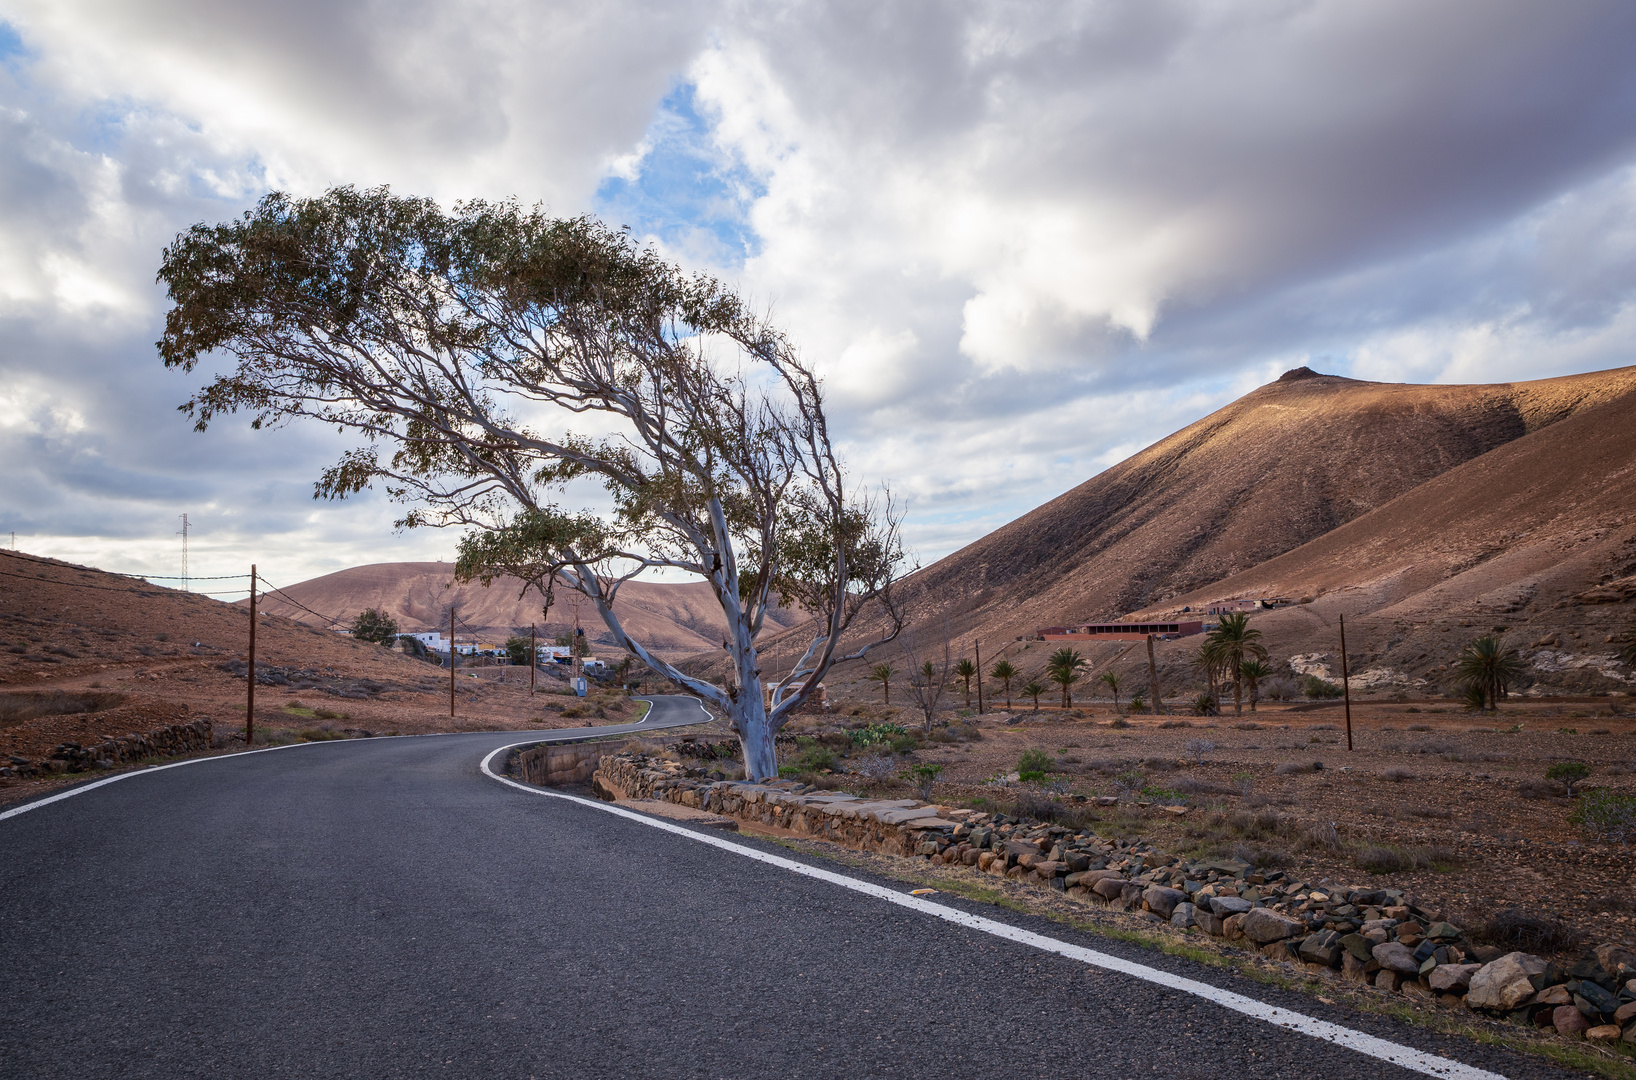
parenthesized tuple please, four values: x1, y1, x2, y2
(177, 514, 190, 591)
(246, 564, 257, 745)
(450, 606, 457, 718)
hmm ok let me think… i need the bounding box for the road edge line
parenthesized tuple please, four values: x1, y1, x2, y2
(479, 741, 1507, 1080)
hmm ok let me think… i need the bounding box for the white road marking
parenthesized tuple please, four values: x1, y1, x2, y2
(0, 695, 702, 824)
(480, 743, 1507, 1080)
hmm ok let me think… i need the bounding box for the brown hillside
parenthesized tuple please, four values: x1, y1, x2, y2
(251, 561, 805, 657)
(903, 364, 1636, 639)
(1115, 375, 1636, 698)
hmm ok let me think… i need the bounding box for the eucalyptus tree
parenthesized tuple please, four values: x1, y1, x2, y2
(989, 658, 1018, 709)
(1202, 614, 1268, 716)
(158, 187, 906, 781)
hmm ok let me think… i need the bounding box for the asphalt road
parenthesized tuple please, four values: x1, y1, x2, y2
(0, 696, 1574, 1079)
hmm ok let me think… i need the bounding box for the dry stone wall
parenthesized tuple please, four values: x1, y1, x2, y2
(1, 718, 214, 777)
(593, 752, 1636, 1046)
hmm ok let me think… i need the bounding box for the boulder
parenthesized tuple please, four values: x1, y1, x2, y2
(1223, 913, 1247, 941)
(1170, 902, 1199, 930)
(1208, 896, 1253, 917)
(1576, 980, 1620, 1017)
(1092, 876, 1127, 901)
(1196, 912, 1225, 936)
(1339, 933, 1374, 962)
(1615, 1001, 1636, 1026)
(1553, 1006, 1591, 1037)
(1375, 969, 1402, 993)
(1371, 942, 1422, 976)
(1587, 1025, 1623, 1043)
(1143, 886, 1187, 919)
(1427, 964, 1481, 993)
(1466, 952, 1550, 1012)
(1299, 930, 1343, 967)
(1242, 908, 1304, 945)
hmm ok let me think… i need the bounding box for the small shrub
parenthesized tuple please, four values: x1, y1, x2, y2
(1141, 785, 1186, 805)
(1232, 721, 1260, 731)
(902, 762, 943, 801)
(889, 734, 919, 754)
(297, 727, 346, 741)
(1129, 695, 1148, 713)
(1515, 778, 1562, 800)
(1191, 692, 1218, 716)
(1353, 844, 1455, 874)
(1013, 791, 1089, 829)
(1261, 677, 1299, 702)
(1476, 908, 1586, 953)
(1158, 718, 1193, 729)
(1184, 738, 1215, 763)
(1106, 716, 1131, 729)
(1545, 760, 1590, 796)
(1112, 770, 1148, 800)
(1571, 788, 1636, 844)
(793, 738, 837, 773)
(1231, 771, 1255, 796)
(1016, 748, 1053, 782)
(1380, 767, 1413, 782)
(1302, 675, 1343, 699)
(1175, 776, 1235, 795)
(850, 722, 908, 749)
(848, 753, 895, 780)
(1231, 842, 1292, 869)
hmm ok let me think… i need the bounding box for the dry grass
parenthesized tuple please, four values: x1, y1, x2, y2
(0, 690, 125, 726)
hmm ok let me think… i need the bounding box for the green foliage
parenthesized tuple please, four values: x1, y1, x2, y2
(1192, 691, 1219, 716)
(849, 721, 907, 748)
(866, 663, 895, 704)
(1451, 635, 1526, 711)
(1129, 694, 1147, 713)
(953, 657, 977, 707)
(1021, 680, 1047, 710)
(1302, 674, 1343, 699)
(1112, 770, 1148, 799)
(1570, 788, 1636, 844)
(1545, 760, 1590, 796)
(1202, 613, 1269, 714)
(791, 736, 837, 773)
(349, 607, 399, 645)
(505, 635, 532, 666)
(1140, 786, 1185, 805)
(889, 733, 920, 754)
(1231, 771, 1255, 795)
(902, 762, 944, 800)
(1099, 669, 1122, 712)
(1016, 747, 1053, 782)
(1238, 658, 1272, 711)
(1045, 648, 1087, 708)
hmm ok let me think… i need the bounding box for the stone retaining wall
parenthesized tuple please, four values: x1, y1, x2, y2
(2, 718, 215, 777)
(516, 743, 607, 787)
(591, 752, 1636, 1045)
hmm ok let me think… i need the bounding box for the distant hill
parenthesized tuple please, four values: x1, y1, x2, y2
(751, 364, 1636, 700)
(251, 562, 807, 657)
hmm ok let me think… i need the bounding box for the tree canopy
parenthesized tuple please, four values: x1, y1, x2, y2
(158, 187, 907, 779)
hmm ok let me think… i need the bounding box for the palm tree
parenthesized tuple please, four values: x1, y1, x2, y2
(1021, 680, 1046, 711)
(954, 658, 977, 709)
(989, 659, 1018, 709)
(1452, 635, 1526, 711)
(1194, 643, 1225, 713)
(1203, 613, 1268, 716)
(1099, 670, 1122, 714)
(866, 663, 894, 704)
(1238, 658, 1272, 712)
(1045, 647, 1087, 710)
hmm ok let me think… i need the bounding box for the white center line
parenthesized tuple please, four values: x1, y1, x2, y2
(480, 743, 1507, 1080)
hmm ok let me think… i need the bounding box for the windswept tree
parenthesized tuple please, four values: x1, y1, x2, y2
(158, 188, 907, 781)
(1202, 613, 1268, 716)
(989, 659, 1018, 710)
(1452, 635, 1526, 712)
(1238, 658, 1272, 713)
(953, 657, 977, 710)
(866, 662, 895, 705)
(1046, 647, 1087, 710)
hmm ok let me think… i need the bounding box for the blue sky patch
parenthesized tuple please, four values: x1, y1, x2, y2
(0, 21, 26, 64)
(594, 81, 765, 263)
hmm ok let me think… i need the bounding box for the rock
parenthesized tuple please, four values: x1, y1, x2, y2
(1401, 982, 1435, 1002)
(1033, 860, 1067, 879)
(1576, 986, 1618, 1018)
(1242, 908, 1304, 945)
(1427, 963, 1481, 993)
(1208, 895, 1253, 917)
(1065, 851, 1092, 873)
(1143, 886, 1187, 919)
(1299, 930, 1343, 967)
(978, 851, 996, 872)
(1342, 952, 1372, 984)
(1467, 952, 1550, 1012)
(1554, 1006, 1591, 1037)
(1092, 876, 1128, 901)
(1587, 1025, 1623, 1042)
(1197, 912, 1225, 936)
(1375, 969, 1402, 993)
(1223, 913, 1247, 941)
(1600, 944, 1636, 975)
(1171, 902, 1199, 929)
(1615, 1001, 1636, 1026)
(1339, 933, 1374, 962)
(1372, 942, 1422, 976)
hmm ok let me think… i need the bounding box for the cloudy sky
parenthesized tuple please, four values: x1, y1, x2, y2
(4, 1, 1636, 599)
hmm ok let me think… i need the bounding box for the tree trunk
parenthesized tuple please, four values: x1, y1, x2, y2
(1147, 635, 1164, 715)
(1233, 672, 1243, 716)
(736, 704, 778, 780)
(1004, 681, 1011, 710)
(963, 680, 971, 709)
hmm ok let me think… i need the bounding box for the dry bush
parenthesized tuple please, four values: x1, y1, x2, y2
(1475, 908, 1586, 953)
(1274, 761, 1322, 775)
(1233, 721, 1261, 731)
(1143, 757, 1179, 772)
(621, 738, 676, 760)
(0, 690, 125, 725)
(1516, 778, 1563, 800)
(1231, 842, 1292, 868)
(1157, 719, 1192, 729)
(1175, 776, 1236, 796)
(1012, 791, 1090, 829)
(1354, 844, 1455, 874)
(1380, 767, 1413, 782)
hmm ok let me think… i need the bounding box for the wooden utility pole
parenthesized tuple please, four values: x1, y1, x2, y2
(246, 564, 256, 745)
(530, 622, 536, 695)
(449, 606, 456, 718)
(1340, 614, 1354, 751)
(1147, 634, 1165, 715)
(974, 640, 984, 715)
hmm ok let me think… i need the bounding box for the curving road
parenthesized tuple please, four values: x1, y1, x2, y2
(0, 696, 1565, 1079)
